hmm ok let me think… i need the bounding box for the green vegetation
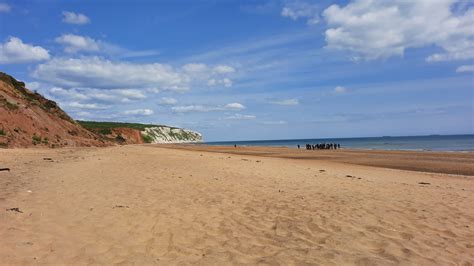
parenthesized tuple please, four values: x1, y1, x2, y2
(42, 137, 49, 144)
(32, 134, 42, 145)
(77, 120, 171, 131)
(141, 133, 154, 143)
(168, 129, 195, 140)
(5, 101, 19, 110)
(0, 129, 4, 136)
(59, 113, 74, 122)
(42, 100, 58, 110)
(1, 95, 19, 111)
(99, 128, 112, 135)
(115, 134, 126, 143)
(0, 142, 7, 148)
(0, 72, 26, 91)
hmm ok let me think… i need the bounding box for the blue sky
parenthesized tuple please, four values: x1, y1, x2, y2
(1, 0, 473, 141)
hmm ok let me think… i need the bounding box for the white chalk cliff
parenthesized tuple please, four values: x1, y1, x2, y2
(141, 126, 202, 143)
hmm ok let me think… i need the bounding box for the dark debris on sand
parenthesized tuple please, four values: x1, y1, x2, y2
(113, 205, 130, 209)
(6, 207, 23, 213)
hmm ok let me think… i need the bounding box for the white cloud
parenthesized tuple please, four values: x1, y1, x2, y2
(221, 78, 233, 87)
(213, 65, 235, 74)
(158, 97, 178, 105)
(207, 79, 217, 86)
(207, 78, 233, 87)
(172, 102, 245, 113)
(182, 63, 235, 88)
(48, 87, 147, 103)
(84, 90, 116, 101)
(225, 102, 245, 110)
(32, 56, 237, 93)
(55, 34, 160, 58)
(183, 63, 235, 75)
(334, 86, 347, 94)
(0, 3, 11, 12)
(115, 89, 146, 100)
(172, 105, 212, 113)
(281, 1, 319, 25)
(123, 109, 154, 116)
(32, 56, 188, 91)
(50, 87, 89, 100)
(64, 101, 109, 110)
(182, 63, 208, 74)
(323, 0, 474, 61)
(456, 65, 474, 73)
(74, 111, 92, 117)
(0, 37, 50, 64)
(55, 34, 100, 53)
(270, 98, 299, 106)
(262, 120, 288, 125)
(225, 114, 256, 120)
(62, 11, 90, 25)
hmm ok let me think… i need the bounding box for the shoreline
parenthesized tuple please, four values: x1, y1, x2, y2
(200, 134, 474, 153)
(201, 144, 474, 153)
(156, 144, 474, 176)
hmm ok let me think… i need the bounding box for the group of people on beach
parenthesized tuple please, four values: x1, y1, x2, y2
(298, 143, 341, 150)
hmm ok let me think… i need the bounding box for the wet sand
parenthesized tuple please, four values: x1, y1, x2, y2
(1, 145, 473, 264)
(164, 144, 474, 176)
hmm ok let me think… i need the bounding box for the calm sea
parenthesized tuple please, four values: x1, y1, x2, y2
(205, 134, 474, 152)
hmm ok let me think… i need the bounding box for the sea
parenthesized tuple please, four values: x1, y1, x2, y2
(205, 134, 474, 152)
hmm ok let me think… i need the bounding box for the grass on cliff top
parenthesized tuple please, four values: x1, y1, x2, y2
(77, 120, 177, 131)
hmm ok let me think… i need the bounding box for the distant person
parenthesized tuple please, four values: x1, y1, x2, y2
(297, 144, 300, 149)
(234, 144, 237, 148)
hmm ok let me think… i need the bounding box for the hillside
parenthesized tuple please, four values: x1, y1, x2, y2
(78, 121, 203, 144)
(0, 72, 202, 148)
(0, 72, 107, 148)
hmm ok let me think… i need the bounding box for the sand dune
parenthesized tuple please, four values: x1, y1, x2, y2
(1, 145, 473, 264)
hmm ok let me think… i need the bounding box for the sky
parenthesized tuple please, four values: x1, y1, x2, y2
(0, 0, 473, 141)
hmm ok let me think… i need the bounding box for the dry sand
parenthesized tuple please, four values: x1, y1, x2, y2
(1, 145, 473, 264)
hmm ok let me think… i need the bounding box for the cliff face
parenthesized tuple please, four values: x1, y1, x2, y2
(77, 121, 203, 144)
(0, 72, 203, 148)
(0, 72, 108, 148)
(141, 127, 203, 143)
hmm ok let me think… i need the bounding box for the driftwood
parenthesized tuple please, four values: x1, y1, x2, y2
(0, 168, 10, 172)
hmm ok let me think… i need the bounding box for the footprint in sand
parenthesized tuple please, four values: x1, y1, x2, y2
(399, 232, 414, 240)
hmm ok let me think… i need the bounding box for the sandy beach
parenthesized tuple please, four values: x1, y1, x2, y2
(1, 145, 473, 264)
